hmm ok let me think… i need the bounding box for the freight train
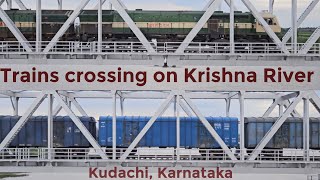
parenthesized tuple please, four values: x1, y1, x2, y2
(1, 116, 320, 151)
(245, 117, 320, 149)
(0, 116, 96, 147)
(0, 9, 281, 42)
(99, 116, 239, 148)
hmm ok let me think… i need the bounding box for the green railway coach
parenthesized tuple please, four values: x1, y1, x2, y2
(0, 9, 282, 42)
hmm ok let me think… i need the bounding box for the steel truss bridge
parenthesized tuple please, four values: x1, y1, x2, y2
(0, 0, 320, 176)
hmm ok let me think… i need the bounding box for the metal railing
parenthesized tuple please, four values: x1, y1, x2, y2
(1, 148, 320, 163)
(0, 41, 319, 56)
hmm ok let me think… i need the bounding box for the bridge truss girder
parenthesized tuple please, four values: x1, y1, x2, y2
(0, 90, 318, 165)
(0, 0, 318, 61)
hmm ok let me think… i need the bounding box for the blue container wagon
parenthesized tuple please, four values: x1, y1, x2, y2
(98, 116, 239, 148)
(0, 116, 96, 147)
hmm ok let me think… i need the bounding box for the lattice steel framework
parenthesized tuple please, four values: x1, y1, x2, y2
(0, 0, 319, 170)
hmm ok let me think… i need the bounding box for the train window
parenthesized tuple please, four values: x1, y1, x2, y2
(266, 18, 273, 25)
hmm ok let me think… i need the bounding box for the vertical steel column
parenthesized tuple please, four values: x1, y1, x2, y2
(226, 99, 231, 117)
(58, 0, 62, 10)
(112, 91, 117, 160)
(303, 97, 310, 161)
(279, 103, 284, 116)
(36, 0, 42, 53)
(269, 0, 274, 14)
(218, 1, 222, 11)
(292, 0, 297, 53)
(239, 91, 245, 160)
(120, 97, 124, 116)
(48, 94, 53, 161)
(13, 97, 19, 116)
(230, 0, 234, 54)
(176, 95, 180, 161)
(6, 0, 12, 10)
(98, 0, 102, 53)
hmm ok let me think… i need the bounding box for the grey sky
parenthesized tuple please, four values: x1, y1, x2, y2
(2, 0, 320, 27)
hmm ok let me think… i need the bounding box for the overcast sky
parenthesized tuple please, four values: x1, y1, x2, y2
(2, 0, 320, 27)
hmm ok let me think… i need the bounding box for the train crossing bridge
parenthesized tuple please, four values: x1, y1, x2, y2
(0, 0, 319, 176)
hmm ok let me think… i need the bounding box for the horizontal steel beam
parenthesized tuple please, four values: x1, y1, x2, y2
(0, 91, 292, 100)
